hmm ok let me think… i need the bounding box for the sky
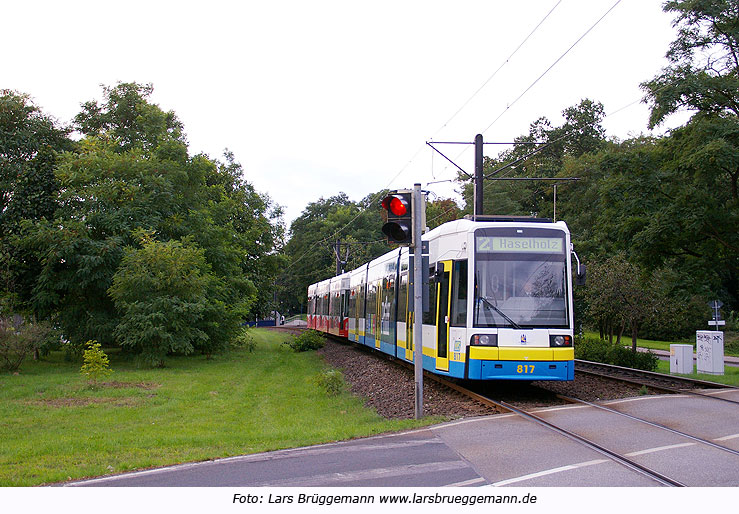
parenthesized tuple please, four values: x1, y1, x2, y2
(4, 0, 685, 227)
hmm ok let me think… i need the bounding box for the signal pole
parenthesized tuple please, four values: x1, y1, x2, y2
(412, 183, 424, 419)
(474, 133, 484, 220)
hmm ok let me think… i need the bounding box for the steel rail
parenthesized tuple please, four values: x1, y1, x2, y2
(576, 359, 732, 390)
(575, 360, 739, 406)
(420, 372, 686, 487)
(556, 394, 739, 457)
(316, 336, 727, 486)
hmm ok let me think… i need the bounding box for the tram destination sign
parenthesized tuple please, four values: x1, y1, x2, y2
(476, 236, 564, 254)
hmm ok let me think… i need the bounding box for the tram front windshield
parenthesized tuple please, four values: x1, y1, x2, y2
(474, 229, 568, 328)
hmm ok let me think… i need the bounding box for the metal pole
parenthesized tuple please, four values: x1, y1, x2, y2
(474, 134, 484, 220)
(412, 183, 424, 419)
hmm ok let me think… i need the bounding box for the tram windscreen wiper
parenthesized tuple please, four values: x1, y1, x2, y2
(480, 296, 521, 329)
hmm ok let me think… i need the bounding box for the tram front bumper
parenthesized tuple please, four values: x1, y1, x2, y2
(467, 347, 574, 381)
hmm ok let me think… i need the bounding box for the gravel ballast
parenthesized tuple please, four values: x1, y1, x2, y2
(317, 338, 648, 420)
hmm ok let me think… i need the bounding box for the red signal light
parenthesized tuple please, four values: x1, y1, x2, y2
(388, 197, 407, 216)
(380, 191, 412, 244)
(381, 195, 408, 216)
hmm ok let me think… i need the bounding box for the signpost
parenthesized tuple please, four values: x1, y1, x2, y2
(412, 184, 424, 419)
(708, 299, 725, 328)
(383, 184, 426, 419)
(696, 300, 725, 375)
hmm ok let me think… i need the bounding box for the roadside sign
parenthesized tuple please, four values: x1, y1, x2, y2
(708, 300, 724, 310)
(708, 299, 724, 330)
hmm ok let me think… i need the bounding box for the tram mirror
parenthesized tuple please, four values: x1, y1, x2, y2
(576, 264, 587, 286)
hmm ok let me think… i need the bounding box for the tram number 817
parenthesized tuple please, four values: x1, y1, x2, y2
(517, 364, 536, 374)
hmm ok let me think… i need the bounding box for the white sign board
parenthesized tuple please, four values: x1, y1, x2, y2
(696, 331, 724, 375)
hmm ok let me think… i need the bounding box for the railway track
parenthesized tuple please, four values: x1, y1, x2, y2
(421, 371, 684, 486)
(575, 359, 739, 406)
(313, 335, 739, 486)
(423, 370, 739, 487)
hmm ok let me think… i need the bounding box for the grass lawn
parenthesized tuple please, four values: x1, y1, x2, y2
(0, 328, 437, 486)
(584, 330, 739, 357)
(583, 331, 739, 387)
(655, 360, 739, 387)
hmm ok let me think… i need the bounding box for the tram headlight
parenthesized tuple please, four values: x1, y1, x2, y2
(549, 335, 572, 347)
(471, 334, 498, 346)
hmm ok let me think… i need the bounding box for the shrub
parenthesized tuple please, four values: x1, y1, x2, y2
(232, 329, 257, 353)
(313, 369, 344, 396)
(609, 344, 659, 371)
(63, 338, 87, 362)
(574, 335, 659, 372)
(574, 336, 610, 363)
(283, 330, 325, 352)
(0, 315, 52, 372)
(108, 234, 213, 367)
(79, 340, 113, 385)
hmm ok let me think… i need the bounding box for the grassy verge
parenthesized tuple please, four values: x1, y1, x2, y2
(582, 331, 739, 386)
(0, 328, 437, 486)
(584, 330, 739, 357)
(655, 360, 739, 387)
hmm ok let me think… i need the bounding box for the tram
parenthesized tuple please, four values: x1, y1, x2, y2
(307, 216, 584, 381)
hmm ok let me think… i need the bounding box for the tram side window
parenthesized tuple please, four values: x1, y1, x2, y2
(348, 290, 356, 319)
(423, 266, 437, 325)
(357, 284, 365, 317)
(451, 260, 468, 326)
(398, 273, 408, 323)
(365, 284, 376, 336)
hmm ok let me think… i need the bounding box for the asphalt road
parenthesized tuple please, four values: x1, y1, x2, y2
(68, 388, 739, 487)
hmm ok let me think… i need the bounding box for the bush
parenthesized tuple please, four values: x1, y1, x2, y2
(608, 344, 659, 371)
(0, 315, 51, 372)
(108, 234, 213, 367)
(79, 340, 113, 385)
(313, 369, 344, 396)
(283, 330, 325, 352)
(232, 329, 257, 353)
(574, 336, 610, 363)
(575, 336, 659, 372)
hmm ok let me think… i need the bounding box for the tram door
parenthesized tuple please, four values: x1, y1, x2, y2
(435, 261, 452, 372)
(374, 279, 382, 349)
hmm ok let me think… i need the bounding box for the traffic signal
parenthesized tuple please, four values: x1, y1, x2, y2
(381, 191, 412, 244)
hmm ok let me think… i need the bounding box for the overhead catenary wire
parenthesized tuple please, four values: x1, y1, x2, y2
(278, 1, 617, 279)
(434, 0, 626, 182)
(478, 0, 623, 137)
(429, 0, 563, 137)
(295, 1, 565, 238)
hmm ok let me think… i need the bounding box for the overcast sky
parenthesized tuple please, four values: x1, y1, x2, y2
(4, 0, 683, 226)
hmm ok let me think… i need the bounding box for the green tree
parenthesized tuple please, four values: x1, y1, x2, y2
(636, 1, 739, 311)
(459, 99, 607, 218)
(0, 90, 72, 307)
(0, 314, 52, 372)
(280, 192, 389, 314)
(74, 82, 185, 153)
(79, 340, 113, 385)
(585, 254, 655, 348)
(425, 197, 462, 230)
(108, 233, 213, 367)
(641, 0, 739, 129)
(21, 83, 282, 349)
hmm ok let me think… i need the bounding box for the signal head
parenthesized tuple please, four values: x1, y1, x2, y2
(381, 195, 408, 216)
(380, 191, 413, 244)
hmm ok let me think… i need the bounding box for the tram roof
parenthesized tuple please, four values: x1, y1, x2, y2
(423, 217, 569, 240)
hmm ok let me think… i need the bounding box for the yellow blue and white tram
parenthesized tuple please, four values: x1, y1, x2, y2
(307, 217, 578, 381)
